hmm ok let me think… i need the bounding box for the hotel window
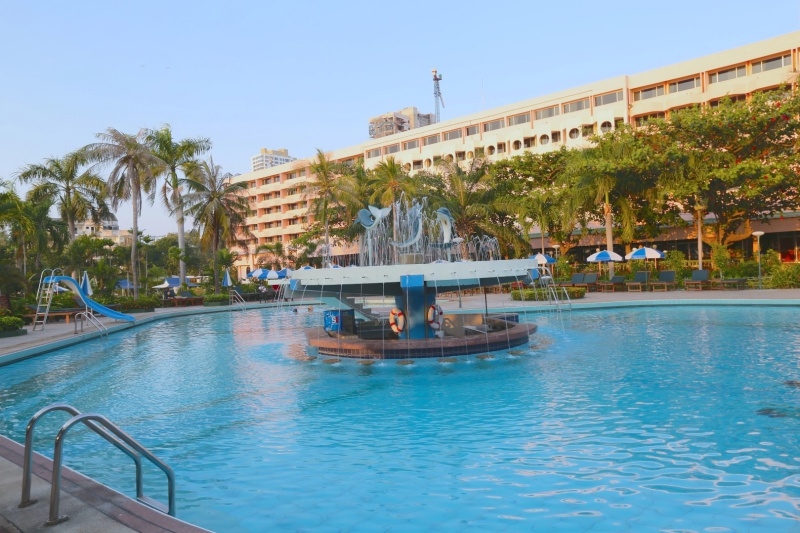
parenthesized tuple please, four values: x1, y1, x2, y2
(540, 134, 550, 145)
(563, 99, 590, 114)
(569, 128, 580, 139)
(423, 134, 440, 146)
(456, 151, 466, 161)
(600, 121, 613, 133)
(709, 66, 746, 84)
(298, 169, 306, 177)
(287, 172, 297, 180)
(534, 106, 559, 120)
(412, 160, 423, 170)
(497, 142, 506, 153)
(443, 129, 462, 141)
(507, 112, 530, 126)
(594, 90, 623, 107)
(466, 125, 479, 136)
(483, 119, 504, 132)
(668, 77, 701, 93)
(709, 94, 746, 107)
(512, 140, 521, 150)
(385, 143, 400, 154)
(551, 131, 561, 143)
(752, 54, 791, 73)
(403, 140, 419, 150)
(634, 112, 665, 126)
(366, 148, 381, 158)
(633, 85, 665, 101)
(523, 136, 536, 148)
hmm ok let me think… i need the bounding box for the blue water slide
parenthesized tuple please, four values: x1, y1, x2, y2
(44, 276, 135, 322)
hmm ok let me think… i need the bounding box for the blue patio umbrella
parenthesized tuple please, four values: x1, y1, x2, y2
(625, 247, 664, 260)
(530, 253, 556, 265)
(587, 250, 624, 263)
(249, 268, 265, 279)
(299, 265, 316, 270)
(222, 268, 233, 287)
(277, 267, 293, 278)
(80, 270, 93, 296)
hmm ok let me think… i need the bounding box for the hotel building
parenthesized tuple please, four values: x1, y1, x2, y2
(250, 148, 296, 172)
(231, 32, 800, 277)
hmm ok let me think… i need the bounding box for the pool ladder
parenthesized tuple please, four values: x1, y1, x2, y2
(229, 290, 247, 310)
(74, 311, 108, 337)
(19, 403, 175, 525)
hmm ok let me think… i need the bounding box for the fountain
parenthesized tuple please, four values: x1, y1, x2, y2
(289, 197, 539, 359)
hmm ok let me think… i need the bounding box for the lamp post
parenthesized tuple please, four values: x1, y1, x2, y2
(552, 244, 560, 279)
(753, 231, 765, 290)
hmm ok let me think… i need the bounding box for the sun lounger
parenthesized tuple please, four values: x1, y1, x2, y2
(574, 273, 598, 292)
(597, 275, 626, 292)
(651, 270, 676, 292)
(684, 269, 710, 291)
(558, 273, 585, 287)
(625, 271, 650, 292)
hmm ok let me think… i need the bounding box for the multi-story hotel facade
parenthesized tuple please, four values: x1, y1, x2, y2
(231, 32, 800, 277)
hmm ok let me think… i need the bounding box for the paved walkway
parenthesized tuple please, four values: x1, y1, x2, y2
(1, 289, 799, 532)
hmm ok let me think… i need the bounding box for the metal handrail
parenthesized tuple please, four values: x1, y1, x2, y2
(74, 311, 108, 337)
(47, 413, 175, 525)
(19, 404, 143, 510)
(228, 290, 247, 310)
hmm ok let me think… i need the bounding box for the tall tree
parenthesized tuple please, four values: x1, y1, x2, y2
(16, 150, 107, 241)
(83, 128, 163, 299)
(9, 198, 68, 275)
(654, 92, 800, 261)
(561, 126, 662, 276)
(303, 149, 346, 265)
(182, 157, 251, 294)
(147, 125, 211, 287)
(367, 157, 417, 246)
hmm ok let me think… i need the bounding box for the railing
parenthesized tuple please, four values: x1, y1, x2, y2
(19, 403, 175, 525)
(229, 290, 247, 310)
(74, 311, 108, 337)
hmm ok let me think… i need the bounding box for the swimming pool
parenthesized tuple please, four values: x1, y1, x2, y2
(2, 306, 800, 531)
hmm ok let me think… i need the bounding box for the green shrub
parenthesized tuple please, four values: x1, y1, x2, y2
(511, 287, 586, 301)
(115, 295, 161, 311)
(0, 316, 24, 332)
(766, 263, 800, 288)
(203, 293, 230, 303)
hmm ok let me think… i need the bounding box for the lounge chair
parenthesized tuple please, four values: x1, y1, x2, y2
(575, 272, 598, 292)
(597, 275, 626, 292)
(625, 271, 650, 292)
(651, 270, 676, 292)
(685, 269, 710, 291)
(558, 273, 585, 287)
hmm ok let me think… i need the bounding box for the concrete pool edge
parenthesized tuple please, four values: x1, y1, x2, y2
(0, 435, 210, 532)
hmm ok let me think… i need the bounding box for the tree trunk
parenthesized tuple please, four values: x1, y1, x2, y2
(176, 201, 187, 286)
(604, 195, 614, 279)
(213, 232, 220, 294)
(696, 208, 704, 270)
(131, 168, 139, 300)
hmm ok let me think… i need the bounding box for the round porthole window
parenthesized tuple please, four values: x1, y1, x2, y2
(569, 128, 580, 139)
(601, 121, 613, 133)
(487, 146, 496, 155)
(540, 134, 550, 145)
(513, 140, 522, 150)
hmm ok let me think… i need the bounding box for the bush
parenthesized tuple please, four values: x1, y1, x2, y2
(766, 263, 800, 288)
(0, 316, 24, 332)
(115, 295, 161, 311)
(203, 293, 230, 303)
(511, 287, 586, 301)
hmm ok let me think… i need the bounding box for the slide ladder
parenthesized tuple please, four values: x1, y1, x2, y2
(32, 268, 62, 331)
(19, 403, 175, 524)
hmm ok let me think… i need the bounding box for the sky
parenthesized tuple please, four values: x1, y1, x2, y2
(2, 0, 799, 236)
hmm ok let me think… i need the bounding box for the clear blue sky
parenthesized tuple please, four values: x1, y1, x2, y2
(1, 1, 798, 235)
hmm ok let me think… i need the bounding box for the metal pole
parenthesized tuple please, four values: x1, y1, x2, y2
(757, 236, 762, 290)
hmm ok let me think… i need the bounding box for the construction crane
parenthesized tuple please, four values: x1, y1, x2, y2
(433, 69, 444, 123)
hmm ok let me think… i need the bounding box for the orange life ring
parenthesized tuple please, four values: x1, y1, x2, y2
(427, 304, 443, 330)
(389, 307, 405, 334)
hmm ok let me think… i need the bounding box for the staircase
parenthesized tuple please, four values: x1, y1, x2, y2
(32, 269, 62, 331)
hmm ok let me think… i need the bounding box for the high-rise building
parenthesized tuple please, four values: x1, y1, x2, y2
(251, 148, 296, 172)
(368, 107, 435, 139)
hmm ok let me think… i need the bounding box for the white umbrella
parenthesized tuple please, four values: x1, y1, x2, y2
(587, 250, 624, 262)
(625, 247, 665, 260)
(80, 270, 93, 296)
(530, 253, 556, 265)
(222, 268, 233, 287)
(153, 280, 170, 289)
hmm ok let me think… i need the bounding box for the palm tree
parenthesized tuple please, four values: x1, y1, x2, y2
(16, 150, 107, 241)
(147, 125, 211, 287)
(368, 157, 416, 244)
(303, 149, 348, 264)
(83, 128, 163, 299)
(10, 198, 68, 275)
(182, 157, 251, 294)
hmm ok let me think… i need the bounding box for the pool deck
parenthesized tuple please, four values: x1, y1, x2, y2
(1, 289, 799, 532)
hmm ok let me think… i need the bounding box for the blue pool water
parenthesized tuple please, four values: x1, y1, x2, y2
(2, 306, 800, 531)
